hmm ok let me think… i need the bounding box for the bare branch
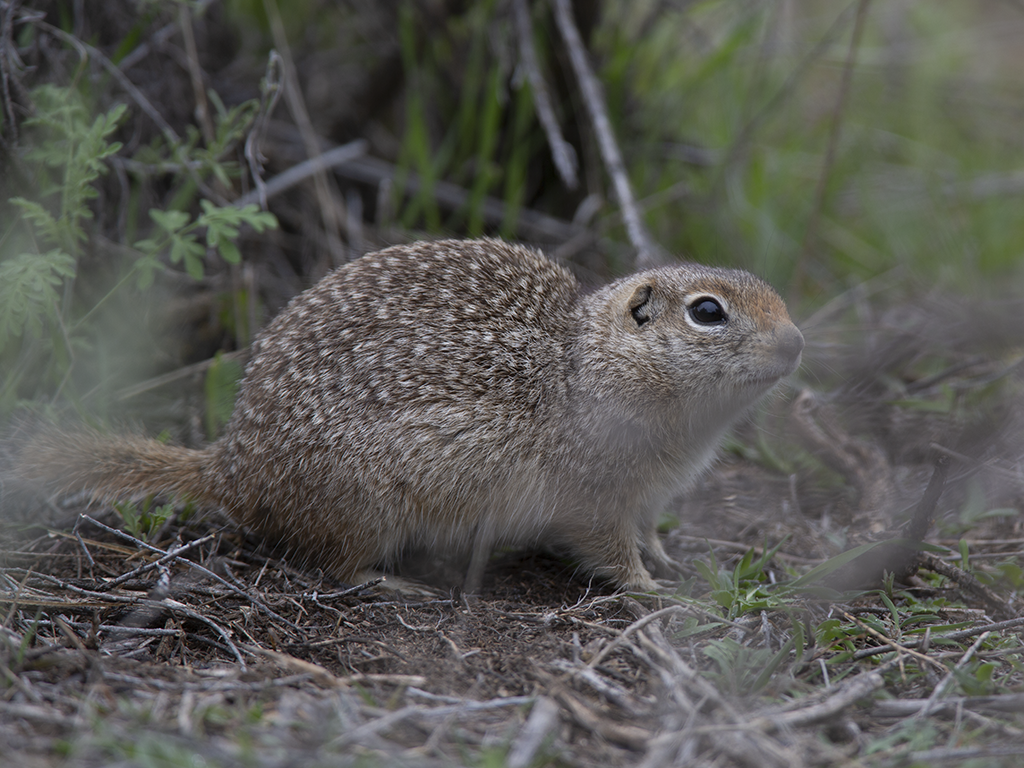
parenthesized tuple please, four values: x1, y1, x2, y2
(550, 0, 662, 269)
(512, 0, 578, 190)
(915, 631, 991, 719)
(235, 139, 368, 209)
(261, 0, 347, 266)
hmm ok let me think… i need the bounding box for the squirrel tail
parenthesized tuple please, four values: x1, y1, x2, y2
(17, 427, 221, 507)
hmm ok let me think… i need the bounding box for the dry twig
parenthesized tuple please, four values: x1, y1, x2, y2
(234, 140, 368, 209)
(261, 0, 346, 265)
(76, 514, 301, 631)
(915, 631, 991, 719)
(550, 0, 661, 269)
(512, 0, 578, 190)
(244, 50, 284, 211)
(506, 696, 561, 768)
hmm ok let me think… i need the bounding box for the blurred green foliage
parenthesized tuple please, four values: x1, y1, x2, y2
(3, 1, 1022, 423)
(595, 3, 1024, 292)
(1, 78, 274, 421)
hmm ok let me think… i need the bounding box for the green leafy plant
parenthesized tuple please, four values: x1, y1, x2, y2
(702, 637, 794, 696)
(862, 719, 941, 757)
(689, 539, 950, 625)
(0, 249, 76, 352)
(113, 496, 175, 542)
(11, 85, 127, 254)
(691, 540, 794, 618)
(954, 659, 1000, 697)
(1, 85, 126, 355)
(1, 79, 277, 418)
(394, 0, 540, 238)
(134, 200, 276, 287)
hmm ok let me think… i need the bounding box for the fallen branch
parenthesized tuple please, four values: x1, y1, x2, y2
(873, 692, 1024, 718)
(76, 515, 302, 632)
(851, 614, 1024, 661)
(754, 658, 899, 731)
(506, 696, 561, 768)
(920, 552, 1015, 622)
(915, 632, 991, 719)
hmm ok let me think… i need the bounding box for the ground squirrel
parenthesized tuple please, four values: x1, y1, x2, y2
(18, 238, 803, 592)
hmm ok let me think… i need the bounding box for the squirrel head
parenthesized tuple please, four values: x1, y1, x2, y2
(577, 263, 803, 420)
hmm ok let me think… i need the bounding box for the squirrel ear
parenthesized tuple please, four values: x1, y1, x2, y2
(628, 284, 656, 327)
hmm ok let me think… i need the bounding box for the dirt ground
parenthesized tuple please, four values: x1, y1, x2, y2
(4, 328, 1024, 767)
(4, 286, 1024, 767)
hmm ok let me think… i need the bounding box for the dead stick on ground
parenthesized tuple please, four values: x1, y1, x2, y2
(552, 685, 650, 750)
(920, 552, 1013, 622)
(915, 631, 991, 719)
(636, 625, 744, 724)
(550, 0, 661, 269)
(506, 696, 561, 768)
(332, 697, 535, 749)
(8, 572, 247, 668)
(874, 693, 1024, 717)
(755, 657, 900, 731)
(640, 623, 795, 768)
(32, 577, 249, 670)
(908, 745, 1024, 764)
(157, 597, 247, 669)
(100, 534, 215, 589)
(587, 604, 691, 668)
(852, 615, 1024, 661)
(841, 610, 947, 674)
(77, 515, 301, 631)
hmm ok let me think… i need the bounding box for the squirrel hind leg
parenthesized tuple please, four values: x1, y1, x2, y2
(571, 522, 662, 593)
(461, 522, 495, 597)
(643, 529, 685, 580)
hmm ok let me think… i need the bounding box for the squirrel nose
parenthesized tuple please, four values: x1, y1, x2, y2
(778, 325, 805, 365)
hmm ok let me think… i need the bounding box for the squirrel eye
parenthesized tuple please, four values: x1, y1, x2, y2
(689, 297, 727, 325)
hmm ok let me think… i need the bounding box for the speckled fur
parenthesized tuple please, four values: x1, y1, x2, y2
(19, 238, 804, 591)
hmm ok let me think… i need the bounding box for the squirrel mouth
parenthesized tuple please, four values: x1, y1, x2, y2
(742, 356, 802, 388)
(741, 373, 786, 389)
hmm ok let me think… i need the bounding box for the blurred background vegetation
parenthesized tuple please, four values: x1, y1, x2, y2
(1, 0, 1022, 433)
